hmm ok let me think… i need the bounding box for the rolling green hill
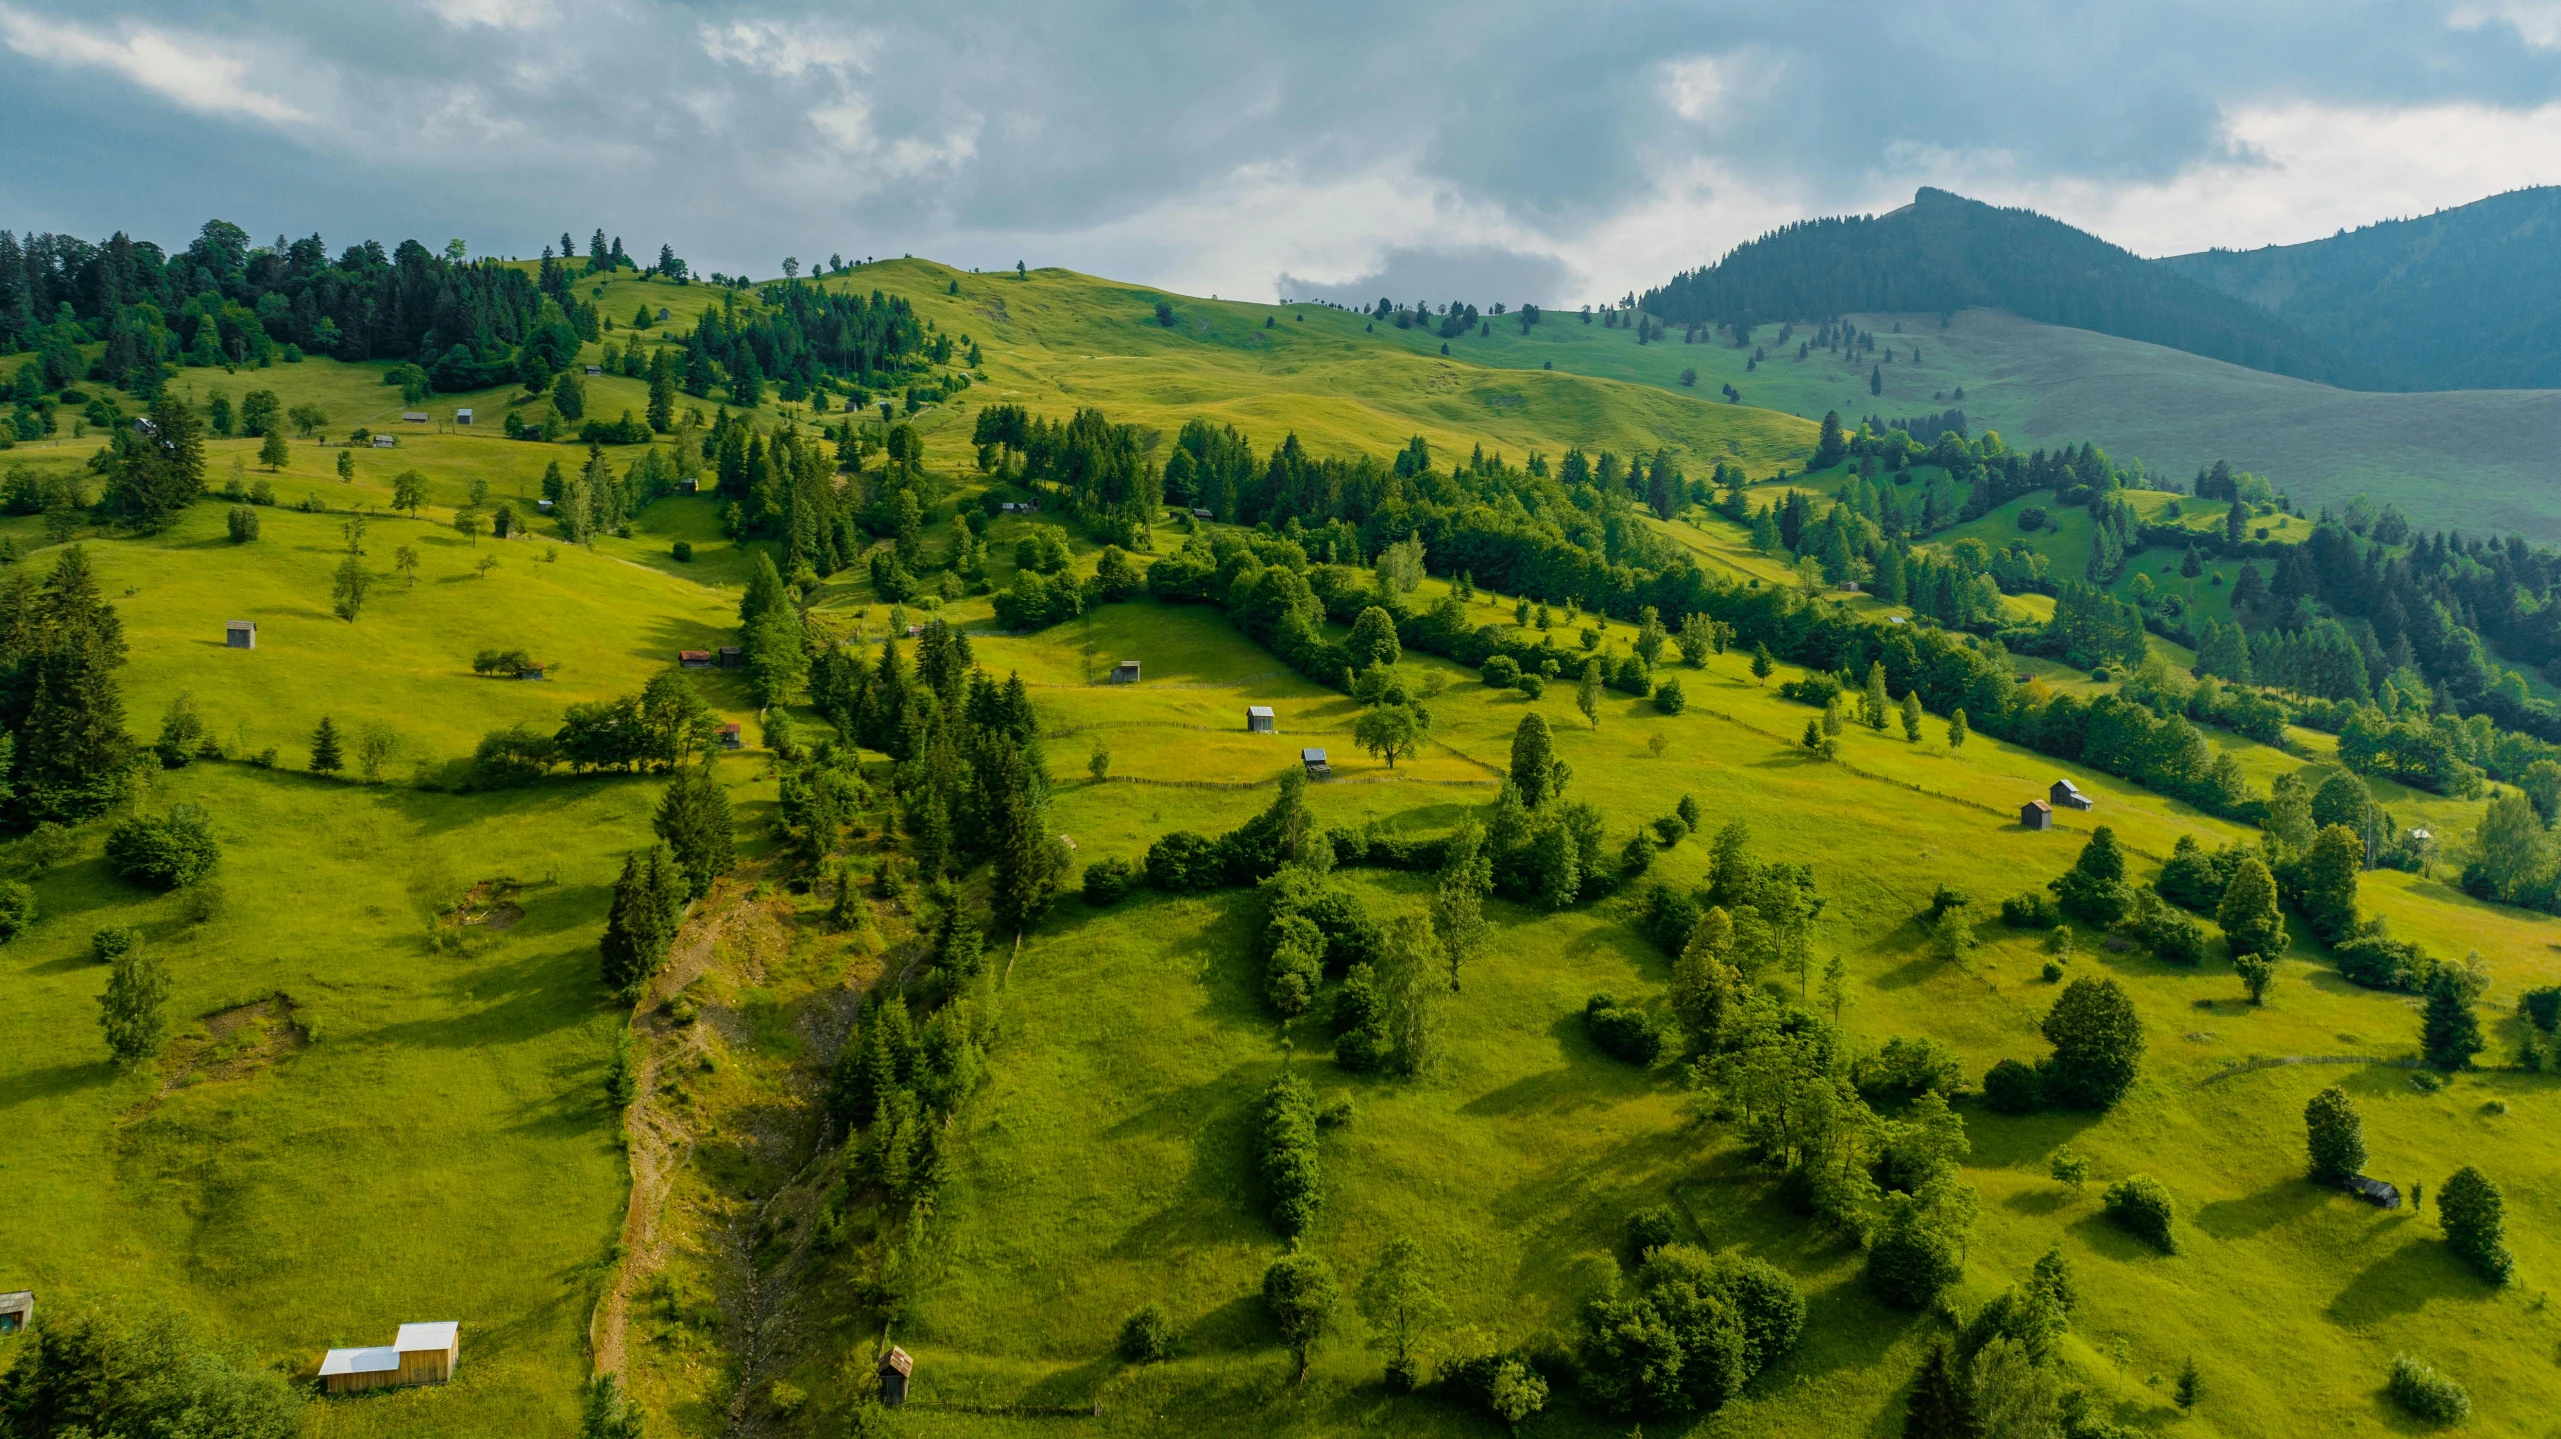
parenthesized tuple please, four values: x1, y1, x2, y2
(2165, 186, 2561, 390)
(0, 246, 2556, 1439)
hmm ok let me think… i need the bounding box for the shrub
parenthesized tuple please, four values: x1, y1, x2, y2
(1999, 891, 2060, 928)
(1854, 1036, 1965, 1099)
(1652, 677, 1686, 714)
(671, 540, 693, 562)
(2017, 505, 2049, 531)
(1259, 1071, 1324, 1235)
(2520, 985, 2559, 1032)
(1117, 1303, 1173, 1362)
(2386, 1354, 2470, 1425)
(2334, 933, 2427, 991)
(91, 926, 140, 965)
(1651, 814, 1689, 847)
(2102, 1174, 2177, 1252)
(2040, 976, 2143, 1110)
(1143, 829, 1224, 892)
(226, 505, 260, 543)
(1480, 653, 1520, 687)
(104, 806, 221, 889)
(1625, 1204, 1680, 1257)
(2437, 1165, 2513, 1285)
(0, 880, 34, 941)
(1081, 855, 1137, 906)
(2132, 892, 2207, 965)
(1515, 672, 1545, 700)
(1983, 1058, 2042, 1114)
(1585, 994, 1664, 1065)
(471, 723, 559, 786)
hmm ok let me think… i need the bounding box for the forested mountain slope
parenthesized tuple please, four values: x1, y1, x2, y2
(2164, 185, 2561, 390)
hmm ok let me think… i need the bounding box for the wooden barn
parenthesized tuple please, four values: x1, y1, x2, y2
(1302, 748, 1331, 778)
(2020, 799, 2053, 831)
(0, 1290, 31, 1334)
(453, 408, 473, 425)
(1246, 705, 1275, 734)
(2348, 1176, 2402, 1209)
(718, 722, 743, 749)
(718, 646, 743, 669)
(371, 435, 396, 449)
(2050, 778, 2093, 811)
(225, 620, 256, 650)
(318, 1321, 458, 1395)
(678, 650, 713, 668)
(878, 1346, 913, 1407)
(1110, 660, 1140, 684)
(401, 411, 429, 424)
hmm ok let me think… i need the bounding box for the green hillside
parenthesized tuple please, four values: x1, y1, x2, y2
(0, 248, 2556, 1439)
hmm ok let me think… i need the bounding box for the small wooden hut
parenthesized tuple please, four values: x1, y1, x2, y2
(2020, 799, 2053, 831)
(318, 1321, 457, 1395)
(0, 1291, 31, 1334)
(2348, 1176, 2402, 1209)
(717, 646, 743, 669)
(718, 723, 743, 749)
(371, 435, 396, 449)
(2050, 778, 2093, 811)
(225, 620, 256, 650)
(1110, 660, 1141, 684)
(1247, 705, 1275, 734)
(678, 650, 713, 668)
(1302, 748, 1331, 778)
(401, 411, 429, 424)
(453, 408, 473, 425)
(878, 1346, 913, 1407)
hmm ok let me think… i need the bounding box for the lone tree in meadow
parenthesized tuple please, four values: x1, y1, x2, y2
(1346, 606, 1401, 671)
(654, 763, 736, 900)
(2437, 1166, 2514, 1285)
(2304, 1085, 2366, 1185)
(98, 940, 171, 1065)
(2421, 963, 2484, 1071)
(2039, 976, 2143, 1110)
(1576, 658, 1603, 730)
(258, 428, 290, 471)
(309, 716, 345, 775)
(2051, 826, 2132, 927)
(2298, 824, 2363, 944)
(1508, 712, 1568, 807)
(1263, 1248, 1340, 1383)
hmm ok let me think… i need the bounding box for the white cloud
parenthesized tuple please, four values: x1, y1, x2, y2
(426, 0, 552, 30)
(0, 4, 311, 124)
(1662, 48, 1785, 128)
(1903, 100, 2561, 256)
(2450, 0, 2561, 48)
(699, 19, 869, 79)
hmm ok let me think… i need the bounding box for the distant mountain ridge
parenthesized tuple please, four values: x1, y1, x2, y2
(2162, 185, 2561, 390)
(1639, 187, 2385, 389)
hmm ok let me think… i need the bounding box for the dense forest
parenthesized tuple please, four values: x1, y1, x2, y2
(1637, 188, 2383, 389)
(2163, 185, 2561, 390)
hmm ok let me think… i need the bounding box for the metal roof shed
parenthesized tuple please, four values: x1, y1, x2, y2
(1247, 705, 1275, 733)
(318, 1346, 402, 1394)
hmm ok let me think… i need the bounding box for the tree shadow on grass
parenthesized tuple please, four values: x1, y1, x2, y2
(1961, 1105, 2102, 1171)
(0, 1057, 115, 1112)
(1182, 1289, 1272, 1356)
(367, 941, 600, 1049)
(2191, 1177, 2331, 1241)
(2325, 1238, 2485, 1327)
(2066, 1211, 2170, 1266)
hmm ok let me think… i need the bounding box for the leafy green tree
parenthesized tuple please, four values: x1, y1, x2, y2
(2437, 1165, 2513, 1284)
(1346, 606, 1401, 670)
(2304, 1085, 2365, 1184)
(1373, 914, 1443, 1077)
(1867, 1172, 1977, 1308)
(309, 716, 345, 774)
(331, 554, 370, 620)
(1356, 1236, 1446, 1392)
(258, 428, 289, 470)
(2234, 953, 2277, 1006)
(1263, 1248, 1339, 1383)
(0, 1302, 302, 1436)
(2217, 855, 2286, 958)
(1352, 703, 1429, 768)
(98, 940, 170, 1064)
(1508, 713, 1568, 806)
(2298, 824, 2362, 944)
(104, 806, 218, 889)
(101, 393, 206, 533)
(2103, 1173, 2177, 1252)
(2050, 825, 2132, 926)
(153, 692, 205, 768)
(1863, 662, 1890, 730)
(1750, 642, 1774, 681)
(1899, 691, 1924, 742)
(2039, 976, 2143, 1109)
(654, 763, 735, 899)
(2175, 1357, 2201, 1411)
(1576, 658, 1602, 729)
(391, 469, 428, 515)
(1946, 707, 1967, 750)
(1430, 821, 1492, 990)
(2420, 962, 2483, 1071)
(2471, 791, 2550, 903)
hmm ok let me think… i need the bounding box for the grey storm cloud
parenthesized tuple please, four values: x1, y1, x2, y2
(1278, 247, 1574, 312)
(2, 0, 2558, 299)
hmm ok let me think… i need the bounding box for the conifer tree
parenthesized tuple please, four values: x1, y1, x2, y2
(1901, 1338, 1973, 1439)
(1508, 713, 1567, 806)
(654, 763, 735, 899)
(1864, 661, 1890, 730)
(2298, 824, 2362, 944)
(97, 940, 170, 1065)
(2039, 975, 2143, 1110)
(1576, 658, 1602, 730)
(309, 716, 344, 774)
(646, 348, 677, 432)
(2218, 855, 2285, 958)
(1750, 642, 1774, 681)
(2420, 963, 2483, 1071)
(2437, 1165, 2513, 1284)
(1946, 707, 1967, 750)
(259, 428, 289, 470)
(599, 850, 663, 997)
(12, 548, 135, 822)
(2304, 1085, 2365, 1185)
(1900, 690, 1925, 742)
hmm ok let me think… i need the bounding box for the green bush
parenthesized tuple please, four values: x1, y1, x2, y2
(0, 879, 35, 940)
(226, 506, 260, 543)
(1982, 1058, 2042, 1114)
(2103, 1174, 2177, 1252)
(1651, 677, 1686, 714)
(1117, 1303, 1173, 1362)
(2386, 1354, 2470, 1425)
(1081, 855, 1136, 905)
(1480, 654, 1520, 687)
(1258, 1071, 1323, 1236)
(1624, 1204, 1680, 1257)
(104, 805, 220, 890)
(1585, 994, 1664, 1065)
(1515, 672, 1545, 700)
(1999, 891, 2060, 928)
(671, 539, 693, 562)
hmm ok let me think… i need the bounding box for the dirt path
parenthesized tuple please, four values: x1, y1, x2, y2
(589, 887, 736, 1379)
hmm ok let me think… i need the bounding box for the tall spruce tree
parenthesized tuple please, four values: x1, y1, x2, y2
(1901, 1337, 1975, 1439)
(2437, 1166, 2514, 1284)
(599, 850, 664, 997)
(2420, 963, 2483, 1071)
(1508, 712, 1567, 807)
(654, 763, 736, 899)
(2304, 1085, 2366, 1185)
(308, 716, 345, 774)
(10, 547, 133, 823)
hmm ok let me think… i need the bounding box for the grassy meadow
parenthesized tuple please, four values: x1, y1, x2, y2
(1, 250, 2557, 1439)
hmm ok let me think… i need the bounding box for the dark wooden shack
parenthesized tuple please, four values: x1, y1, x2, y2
(1302, 747, 1331, 778)
(878, 1346, 913, 1407)
(2348, 1176, 2402, 1209)
(2020, 799, 2053, 831)
(2050, 778, 2093, 811)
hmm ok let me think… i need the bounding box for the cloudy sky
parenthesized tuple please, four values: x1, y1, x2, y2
(5, 0, 2561, 307)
